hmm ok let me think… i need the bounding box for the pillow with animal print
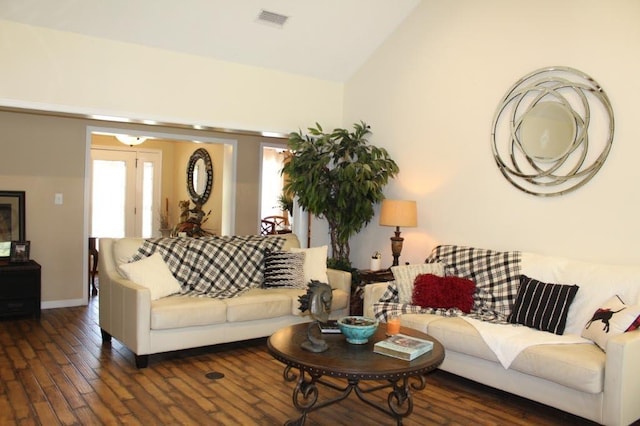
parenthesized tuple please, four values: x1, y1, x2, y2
(581, 295, 640, 351)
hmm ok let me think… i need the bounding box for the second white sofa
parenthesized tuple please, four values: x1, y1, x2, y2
(364, 245, 640, 426)
(99, 233, 351, 368)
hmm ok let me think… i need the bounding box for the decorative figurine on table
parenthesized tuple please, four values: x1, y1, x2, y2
(172, 199, 212, 237)
(297, 280, 333, 352)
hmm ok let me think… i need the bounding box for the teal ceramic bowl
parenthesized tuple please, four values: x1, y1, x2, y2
(337, 316, 379, 344)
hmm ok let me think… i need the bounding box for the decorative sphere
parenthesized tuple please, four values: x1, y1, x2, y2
(337, 316, 379, 344)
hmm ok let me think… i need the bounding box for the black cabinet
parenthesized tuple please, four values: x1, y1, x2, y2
(0, 260, 41, 319)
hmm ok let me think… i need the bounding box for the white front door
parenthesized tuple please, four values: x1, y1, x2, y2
(90, 148, 162, 238)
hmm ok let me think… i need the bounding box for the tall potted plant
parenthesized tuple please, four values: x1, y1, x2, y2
(282, 121, 399, 266)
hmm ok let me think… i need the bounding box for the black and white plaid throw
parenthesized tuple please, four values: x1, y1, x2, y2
(426, 245, 521, 321)
(130, 235, 285, 299)
(373, 245, 521, 323)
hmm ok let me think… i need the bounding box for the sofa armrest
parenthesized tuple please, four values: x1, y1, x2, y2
(105, 276, 152, 354)
(98, 238, 153, 355)
(603, 329, 640, 426)
(327, 268, 351, 317)
(363, 282, 390, 319)
(327, 268, 351, 306)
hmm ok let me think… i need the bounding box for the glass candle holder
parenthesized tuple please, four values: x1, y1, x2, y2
(387, 316, 401, 335)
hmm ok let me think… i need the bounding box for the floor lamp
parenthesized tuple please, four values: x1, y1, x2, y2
(379, 199, 417, 267)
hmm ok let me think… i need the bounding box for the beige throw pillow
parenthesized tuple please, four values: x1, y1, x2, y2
(290, 245, 329, 285)
(118, 252, 182, 300)
(391, 262, 445, 304)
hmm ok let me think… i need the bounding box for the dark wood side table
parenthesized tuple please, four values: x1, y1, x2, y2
(268, 322, 445, 425)
(0, 259, 41, 319)
(351, 269, 395, 316)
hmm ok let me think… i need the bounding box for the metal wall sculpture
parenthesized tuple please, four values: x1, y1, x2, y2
(491, 66, 614, 196)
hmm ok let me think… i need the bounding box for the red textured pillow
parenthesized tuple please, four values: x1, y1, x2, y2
(412, 274, 476, 313)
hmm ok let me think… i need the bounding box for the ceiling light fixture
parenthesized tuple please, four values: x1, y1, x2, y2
(115, 134, 147, 146)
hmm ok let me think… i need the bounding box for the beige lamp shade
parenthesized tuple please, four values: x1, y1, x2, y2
(379, 199, 417, 228)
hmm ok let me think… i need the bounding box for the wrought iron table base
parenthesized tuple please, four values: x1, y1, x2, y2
(282, 365, 426, 426)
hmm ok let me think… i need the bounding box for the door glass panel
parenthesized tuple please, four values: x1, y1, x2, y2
(92, 160, 126, 238)
(141, 161, 154, 238)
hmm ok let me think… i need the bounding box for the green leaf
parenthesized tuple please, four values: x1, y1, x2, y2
(284, 121, 399, 263)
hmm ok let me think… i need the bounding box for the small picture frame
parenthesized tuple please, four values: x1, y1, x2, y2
(10, 240, 30, 262)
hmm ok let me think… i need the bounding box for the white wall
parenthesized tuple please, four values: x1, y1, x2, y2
(0, 19, 344, 134)
(345, 0, 640, 268)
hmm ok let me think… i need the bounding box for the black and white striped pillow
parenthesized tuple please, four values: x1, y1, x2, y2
(508, 275, 579, 335)
(262, 251, 306, 289)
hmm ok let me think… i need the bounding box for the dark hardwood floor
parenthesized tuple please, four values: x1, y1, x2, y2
(0, 290, 601, 425)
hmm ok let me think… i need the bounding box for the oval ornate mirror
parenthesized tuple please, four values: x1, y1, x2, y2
(187, 148, 213, 204)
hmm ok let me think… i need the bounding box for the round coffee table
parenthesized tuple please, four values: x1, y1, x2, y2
(267, 322, 445, 425)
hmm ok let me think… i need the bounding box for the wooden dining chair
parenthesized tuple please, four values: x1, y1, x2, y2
(260, 215, 290, 235)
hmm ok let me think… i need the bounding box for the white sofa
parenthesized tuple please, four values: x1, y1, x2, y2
(99, 234, 351, 368)
(363, 246, 640, 426)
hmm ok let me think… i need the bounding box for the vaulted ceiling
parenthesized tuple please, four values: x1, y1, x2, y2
(0, 0, 421, 82)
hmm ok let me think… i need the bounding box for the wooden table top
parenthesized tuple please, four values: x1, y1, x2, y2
(267, 323, 445, 381)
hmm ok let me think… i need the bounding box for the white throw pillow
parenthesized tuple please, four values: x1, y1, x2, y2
(118, 252, 182, 300)
(581, 295, 640, 351)
(391, 262, 445, 304)
(290, 245, 329, 285)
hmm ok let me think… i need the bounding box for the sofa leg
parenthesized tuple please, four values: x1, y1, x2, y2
(135, 354, 149, 369)
(100, 328, 112, 344)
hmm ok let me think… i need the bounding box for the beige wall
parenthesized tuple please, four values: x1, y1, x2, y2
(0, 110, 285, 307)
(171, 142, 225, 236)
(0, 111, 87, 304)
(345, 0, 640, 268)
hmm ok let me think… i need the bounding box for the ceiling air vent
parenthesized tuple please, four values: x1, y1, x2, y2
(257, 9, 289, 27)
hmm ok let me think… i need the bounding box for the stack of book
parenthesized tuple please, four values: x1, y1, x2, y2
(318, 320, 341, 334)
(373, 334, 434, 361)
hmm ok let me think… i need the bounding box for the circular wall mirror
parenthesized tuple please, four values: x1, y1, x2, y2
(491, 66, 614, 196)
(520, 102, 576, 162)
(187, 148, 213, 204)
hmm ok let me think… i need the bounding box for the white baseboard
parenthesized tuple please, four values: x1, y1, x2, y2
(42, 298, 87, 310)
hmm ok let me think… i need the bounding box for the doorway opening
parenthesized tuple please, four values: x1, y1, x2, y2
(86, 127, 237, 242)
(259, 144, 291, 232)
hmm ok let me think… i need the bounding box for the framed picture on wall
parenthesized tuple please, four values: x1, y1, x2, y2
(0, 191, 26, 258)
(10, 240, 30, 263)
